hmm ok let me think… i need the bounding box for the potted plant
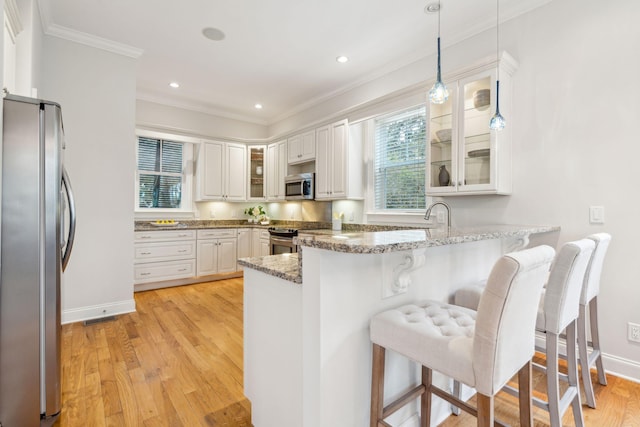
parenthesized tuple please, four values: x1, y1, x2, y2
(244, 205, 266, 223)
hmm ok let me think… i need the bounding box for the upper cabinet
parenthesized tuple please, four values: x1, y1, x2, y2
(315, 119, 363, 200)
(287, 130, 316, 164)
(267, 140, 287, 201)
(248, 145, 266, 200)
(427, 54, 516, 196)
(195, 141, 247, 201)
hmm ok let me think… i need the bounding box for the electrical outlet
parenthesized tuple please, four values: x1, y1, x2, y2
(209, 209, 215, 218)
(436, 211, 446, 224)
(629, 322, 640, 343)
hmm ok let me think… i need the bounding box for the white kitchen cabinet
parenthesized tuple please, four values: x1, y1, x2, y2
(248, 145, 266, 200)
(195, 141, 247, 201)
(287, 130, 315, 164)
(266, 140, 287, 201)
(196, 229, 238, 276)
(315, 119, 363, 200)
(237, 228, 251, 270)
(251, 228, 271, 257)
(427, 53, 517, 196)
(134, 230, 196, 285)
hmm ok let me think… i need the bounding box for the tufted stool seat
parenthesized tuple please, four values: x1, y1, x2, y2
(370, 245, 556, 427)
(371, 301, 477, 386)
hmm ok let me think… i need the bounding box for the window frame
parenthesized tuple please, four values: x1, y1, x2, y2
(134, 129, 196, 218)
(365, 104, 431, 223)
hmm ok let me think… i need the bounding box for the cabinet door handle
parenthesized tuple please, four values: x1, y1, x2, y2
(178, 268, 188, 272)
(140, 272, 151, 276)
(178, 233, 189, 237)
(177, 249, 188, 253)
(140, 251, 151, 255)
(140, 236, 152, 239)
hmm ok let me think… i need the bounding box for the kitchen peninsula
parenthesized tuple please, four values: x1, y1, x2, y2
(239, 224, 559, 427)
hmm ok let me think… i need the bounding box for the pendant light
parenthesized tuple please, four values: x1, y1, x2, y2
(428, 2, 449, 104)
(489, 0, 505, 130)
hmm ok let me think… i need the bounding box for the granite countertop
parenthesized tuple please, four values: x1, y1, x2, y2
(238, 253, 302, 284)
(296, 224, 560, 254)
(240, 224, 560, 283)
(134, 219, 331, 232)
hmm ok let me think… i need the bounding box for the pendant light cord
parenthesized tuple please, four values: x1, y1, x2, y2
(496, 0, 500, 81)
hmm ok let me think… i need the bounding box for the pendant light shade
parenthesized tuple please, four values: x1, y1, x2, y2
(489, 81, 506, 130)
(429, 3, 448, 104)
(489, 0, 505, 130)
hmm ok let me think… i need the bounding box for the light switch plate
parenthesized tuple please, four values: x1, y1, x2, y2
(589, 206, 604, 224)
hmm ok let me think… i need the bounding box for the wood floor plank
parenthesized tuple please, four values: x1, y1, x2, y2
(59, 277, 639, 427)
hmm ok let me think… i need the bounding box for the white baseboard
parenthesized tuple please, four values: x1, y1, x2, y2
(535, 332, 640, 383)
(62, 299, 136, 324)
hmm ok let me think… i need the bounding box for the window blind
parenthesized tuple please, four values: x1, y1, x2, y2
(137, 137, 184, 209)
(374, 106, 427, 210)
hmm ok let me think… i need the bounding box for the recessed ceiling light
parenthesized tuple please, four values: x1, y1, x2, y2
(254, 103, 263, 109)
(336, 55, 349, 63)
(202, 27, 226, 41)
(424, 2, 441, 13)
(169, 82, 180, 88)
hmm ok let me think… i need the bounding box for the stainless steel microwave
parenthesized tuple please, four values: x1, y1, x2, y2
(285, 173, 314, 200)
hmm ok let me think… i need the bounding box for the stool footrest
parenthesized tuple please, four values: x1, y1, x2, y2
(382, 385, 425, 420)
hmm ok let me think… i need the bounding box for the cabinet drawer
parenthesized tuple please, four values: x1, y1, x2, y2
(134, 241, 196, 263)
(135, 229, 196, 242)
(134, 259, 196, 284)
(197, 228, 237, 239)
(259, 230, 270, 240)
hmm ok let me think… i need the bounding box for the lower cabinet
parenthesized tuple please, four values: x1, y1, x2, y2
(237, 228, 252, 270)
(134, 227, 270, 289)
(196, 229, 238, 276)
(134, 230, 197, 284)
(252, 228, 270, 257)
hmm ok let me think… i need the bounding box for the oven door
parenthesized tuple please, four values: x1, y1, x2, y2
(270, 235, 297, 255)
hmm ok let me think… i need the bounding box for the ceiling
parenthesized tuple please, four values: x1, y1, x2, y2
(39, 0, 550, 125)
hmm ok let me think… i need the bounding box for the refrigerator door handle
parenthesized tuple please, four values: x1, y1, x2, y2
(61, 167, 76, 271)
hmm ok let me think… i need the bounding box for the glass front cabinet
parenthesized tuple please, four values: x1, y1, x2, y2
(427, 53, 517, 195)
(248, 145, 266, 200)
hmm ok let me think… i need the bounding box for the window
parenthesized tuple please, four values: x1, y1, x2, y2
(136, 134, 192, 212)
(373, 106, 427, 210)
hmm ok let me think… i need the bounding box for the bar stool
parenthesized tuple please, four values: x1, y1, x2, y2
(454, 239, 595, 427)
(579, 233, 611, 408)
(370, 245, 555, 427)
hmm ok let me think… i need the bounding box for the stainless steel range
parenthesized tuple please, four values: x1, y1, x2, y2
(268, 227, 298, 255)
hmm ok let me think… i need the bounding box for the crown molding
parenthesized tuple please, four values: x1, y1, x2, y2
(44, 23, 143, 58)
(36, 0, 142, 58)
(4, 0, 23, 42)
(136, 91, 269, 127)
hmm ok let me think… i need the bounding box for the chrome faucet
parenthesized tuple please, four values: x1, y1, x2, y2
(424, 201, 451, 228)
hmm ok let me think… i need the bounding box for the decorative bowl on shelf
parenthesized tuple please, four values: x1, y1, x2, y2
(473, 89, 490, 110)
(468, 148, 490, 158)
(435, 128, 452, 142)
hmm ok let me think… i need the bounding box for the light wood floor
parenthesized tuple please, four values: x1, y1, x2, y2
(58, 277, 640, 426)
(58, 277, 250, 426)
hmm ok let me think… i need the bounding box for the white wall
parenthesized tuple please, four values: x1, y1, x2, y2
(267, 0, 640, 380)
(40, 36, 137, 323)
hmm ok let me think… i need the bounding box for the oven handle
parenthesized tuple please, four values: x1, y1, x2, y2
(270, 236, 295, 245)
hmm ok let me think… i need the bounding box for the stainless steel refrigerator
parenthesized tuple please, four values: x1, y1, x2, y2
(0, 95, 76, 426)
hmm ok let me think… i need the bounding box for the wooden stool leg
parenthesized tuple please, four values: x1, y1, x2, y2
(370, 344, 386, 427)
(477, 394, 494, 427)
(590, 297, 607, 386)
(518, 360, 533, 427)
(421, 366, 432, 427)
(567, 320, 585, 427)
(546, 332, 562, 427)
(578, 303, 597, 408)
